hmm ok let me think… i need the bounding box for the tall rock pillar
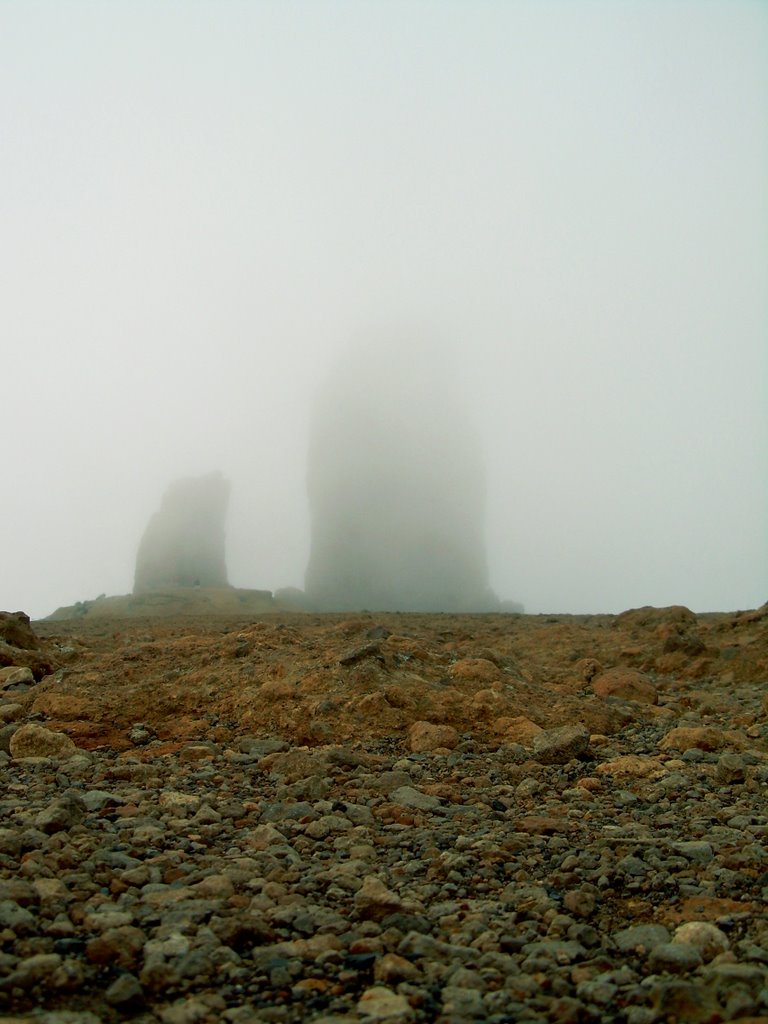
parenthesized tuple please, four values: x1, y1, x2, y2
(133, 472, 230, 594)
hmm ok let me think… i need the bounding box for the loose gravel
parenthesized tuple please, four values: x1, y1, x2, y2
(1, 713, 768, 1024)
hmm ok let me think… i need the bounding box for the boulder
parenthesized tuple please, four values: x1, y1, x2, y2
(0, 666, 34, 689)
(0, 612, 39, 650)
(533, 724, 590, 764)
(408, 721, 459, 752)
(0, 612, 55, 681)
(658, 726, 725, 752)
(616, 605, 697, 628)
(9, 724, 79, 760)
(592, 667, 658, 704)
(496, 716, 543, 746)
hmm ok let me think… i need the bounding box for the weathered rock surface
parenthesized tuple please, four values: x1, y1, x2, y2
(8, 723, 79, 760)
(0, 612, 39, 651)
(592, 667, 658, 704)
(134, 472, 230, 594)
(0, 612, 56, 682)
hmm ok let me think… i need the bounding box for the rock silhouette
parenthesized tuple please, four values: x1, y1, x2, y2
(304, 341, 499, 612)
(133, 472, 230, 594)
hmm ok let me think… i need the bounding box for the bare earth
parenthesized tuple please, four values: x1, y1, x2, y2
(28, 604, 768, 754)
(1, 601, 767, 1023)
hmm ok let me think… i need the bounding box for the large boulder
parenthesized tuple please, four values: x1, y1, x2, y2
(9, 724, 79, 760)
(134, 472, 230, 594)
(0, 612, 39, 650)
(0, 612, 55, 681)
(304, 339, 501, 612)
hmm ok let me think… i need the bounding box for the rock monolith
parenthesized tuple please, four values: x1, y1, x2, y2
(133, 472, 230, 594)
(304, 339, 499, 612)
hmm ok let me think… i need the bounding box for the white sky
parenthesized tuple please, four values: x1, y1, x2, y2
(2, 0, 766, 619)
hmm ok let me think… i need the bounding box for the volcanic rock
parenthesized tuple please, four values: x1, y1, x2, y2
(0, 604, 764, 1022)
(0, 612, 39, 650)
(0, 667, 34, 689)
(408, 721, 459, 752)
(533, 723, 590, 764)
(592, 667, 658, 704)
(8, 723, 79, 760)
(0, 611, 54, 680)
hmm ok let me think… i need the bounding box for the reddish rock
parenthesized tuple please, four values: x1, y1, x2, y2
(658, 726, 725, 752)
(31, 693, 95, 719)
(409, 721, 459, 752)
(662, 897, 756, 925)
(374, 953, 421, 984)
(617, 605, 697, 628)
(22, 602, 768, 757)
(658, 624, 706, 656)
(495, 716, 542, 745)
(448, 658, 501, 683)
(595, 755, 662, 779)
(592, 668, 658, 704)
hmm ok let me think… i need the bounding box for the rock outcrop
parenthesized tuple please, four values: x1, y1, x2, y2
(0, 612, 39, 651)
(304, 341, 500, 612)
(133, 473, 230, 594)
(0, 611, 55, 681)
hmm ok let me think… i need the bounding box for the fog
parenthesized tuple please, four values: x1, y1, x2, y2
(2, 1, 766, 619)
(305, 338, 500, 612)
(134, 472, 230, 594)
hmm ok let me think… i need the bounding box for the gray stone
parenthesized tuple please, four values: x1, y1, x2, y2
(671, 841, 714, 864)
(35, 793, 87, 834)
(0, 900, 37, 934)
(715, 752, 746, 785)
(0, 723, 17, 752)
(389, 786, 440, 811)
(612, 924, 671, 953)
(647, 941, 703, 973)
(239, 736, 289, 756)
(104, 972, 144, 1007)
(81, 789, 123, 812)
(533, 724, 590, 764)
(0, 702, 24, 723)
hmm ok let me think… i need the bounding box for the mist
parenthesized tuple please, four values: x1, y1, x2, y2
(134, 472, 230, 594)
(304, 337, 501, 612)
(2, 1, 766, 619)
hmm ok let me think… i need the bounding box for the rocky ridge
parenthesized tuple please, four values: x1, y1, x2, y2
(0, 604, 767, 1023)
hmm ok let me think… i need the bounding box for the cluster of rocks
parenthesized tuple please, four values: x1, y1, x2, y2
(1, 705, 767, 1022)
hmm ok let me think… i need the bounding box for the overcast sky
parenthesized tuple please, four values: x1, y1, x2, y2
(2, 1, 766, 619)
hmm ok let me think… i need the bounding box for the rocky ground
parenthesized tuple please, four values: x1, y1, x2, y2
(0, 603, 767, 1023)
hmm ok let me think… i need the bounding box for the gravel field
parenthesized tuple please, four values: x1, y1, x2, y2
(1, 605, 767, 1023)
